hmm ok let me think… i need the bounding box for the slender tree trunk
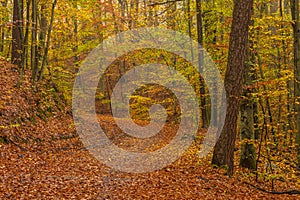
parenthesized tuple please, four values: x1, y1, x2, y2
(0, 0, 8, 53)
(132, 0, 139, 28)
(239, 18, 256, 170)
(38, 0, 57, 81)
(39, 3, 47, 60)
(12, 0, 23, 66)
(17, 0, 31, 85)
(72, 0, 79, 66)
(212, 0, 254, 176)
(31, 0, 38, 81)
(278, 0, 292, 143)
(196, 0, 209, 128)
(166, 1, 176, 29)
(147, 0, 154, 26)
(187, 0, 192, 36)
(22, 0, 31, 70)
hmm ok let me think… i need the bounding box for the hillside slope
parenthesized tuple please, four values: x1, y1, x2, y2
(0, 59, 299, 199)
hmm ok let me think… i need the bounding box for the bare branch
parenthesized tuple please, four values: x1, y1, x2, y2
(148, 0, 183, 7)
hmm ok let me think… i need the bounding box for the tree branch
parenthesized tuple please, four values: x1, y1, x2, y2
(148, 0, 183, 7)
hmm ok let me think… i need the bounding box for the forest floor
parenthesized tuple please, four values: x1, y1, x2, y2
(1, 58, 300, 199)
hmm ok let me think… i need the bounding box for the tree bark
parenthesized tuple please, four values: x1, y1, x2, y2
(12, 0, 23, 66)
(291, 0, 300, 165)
(38, 0, 57, 82)
(22, 0, 31, 70)
(31, 0, 38, 82)
(196, 0, 209, 128)
(239, 19, 256, 170)
(212, 0, 254, 176)
(0, 0, 8, 53)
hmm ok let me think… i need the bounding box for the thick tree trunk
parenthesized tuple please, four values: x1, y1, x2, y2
(291, 0, 300, 165)
(212, 0, 254, 176)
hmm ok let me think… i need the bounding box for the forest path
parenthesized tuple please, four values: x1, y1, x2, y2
(0, 114, 297, 199)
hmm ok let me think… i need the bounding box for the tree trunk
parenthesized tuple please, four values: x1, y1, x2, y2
(212, 0, 254, 176)
(239, 18, 256, 170)
(291, 0, 300, 165)
(166, 1, 176, 29)
(38, 0, 57, 82)
(22, 0, 31, 70)
(72, 0, 79, 63)
(31, 0, 38, 82)
(39, 3, 48, 60)
(0, 0, 8, 53)
(12, 0, 23, 66)
(196, 0, 209, 128)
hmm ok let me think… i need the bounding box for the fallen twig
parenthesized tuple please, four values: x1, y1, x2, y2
(245, 182, 300, 195)
(8, 138, 27, 151)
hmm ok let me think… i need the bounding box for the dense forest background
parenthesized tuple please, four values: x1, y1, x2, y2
(1, 0, 300, 198)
